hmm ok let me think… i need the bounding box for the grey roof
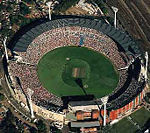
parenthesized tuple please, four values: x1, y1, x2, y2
(71, 121, 100, 127)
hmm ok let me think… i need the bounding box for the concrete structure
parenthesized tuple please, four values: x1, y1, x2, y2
(101, 96, 108, 126)
(32, 102, 64, 122)
(145, 52, 148, 82)
(46, 2, 53, 21)
(27, 88, 34, 118)
(3, 37, 9, 62)
(112, 6, 118, 28)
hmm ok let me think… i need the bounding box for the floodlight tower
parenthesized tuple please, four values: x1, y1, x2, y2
(46, 1, 53, 20)
(27, 88, 34, 118)
(138, 59, 145, 82)
(101, 96, 108, 126)
(3, 37, 9, 62)
(0, 78, 2, 85)
(112, 6, 118, 28)
(145, 51, 148, 82)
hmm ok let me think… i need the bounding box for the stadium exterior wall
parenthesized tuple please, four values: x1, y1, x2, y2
(101, 86, 147, 124)
(32, 103, 65, 122)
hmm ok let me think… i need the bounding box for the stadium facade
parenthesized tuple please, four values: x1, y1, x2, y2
(4, 17, 148, 131)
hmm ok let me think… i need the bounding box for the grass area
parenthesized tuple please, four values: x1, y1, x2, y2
(108, 107, 150, 133)
(109, 117, 137, 133)
(131, 107, 150, 127)
(37, 46, 119, 98)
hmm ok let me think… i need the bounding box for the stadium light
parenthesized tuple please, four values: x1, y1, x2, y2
(145, 52, 148, 82)
(111, 6, 118, 28)
(46, 1, 53, 20)
(101, 96, 108, 126)
(27, 88, 35, 118)
(0, 78, 2, 85)
(3, 36, 9, 62)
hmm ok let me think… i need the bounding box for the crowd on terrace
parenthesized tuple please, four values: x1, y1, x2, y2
(8, 26, 140, 111)
(17, 26, 126, 68)
(108, 60, 144, 110)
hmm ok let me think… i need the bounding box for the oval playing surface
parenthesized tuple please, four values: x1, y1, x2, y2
(37, 46, 119, 98)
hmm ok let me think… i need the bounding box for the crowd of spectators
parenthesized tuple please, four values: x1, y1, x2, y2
(8, 26, 140, 111)
(108, 61, 145, 110)
(9, 62, 62, 108)
(17, 26, 126, 69)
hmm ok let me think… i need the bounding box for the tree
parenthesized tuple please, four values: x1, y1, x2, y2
(107, 17, 114, 25)
(29, 127, 38, 133)
(10, 15, 20, 24)
(102, 7, 108, 15)
(11, 14, 32, 27)
(36, 120, 47, 133)
(20, 3, 31, 16)
(6, 5, 13, 12)
(0, 110, 18, 133)
(20, 18, 32, 27)
(0, 86, 3, 90)
(17, 123, 24, 133)
(0, 103, 2, 108)
(23, 0, 34, 4)
(0, 4, 6, 10)
(1, 28, 10, 37)
(55, 0, 80, 13)
(50, 126, 62, 133)
(0, 93, 4, 101)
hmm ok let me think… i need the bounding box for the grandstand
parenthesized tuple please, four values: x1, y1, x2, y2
(4, 17, 148, 130)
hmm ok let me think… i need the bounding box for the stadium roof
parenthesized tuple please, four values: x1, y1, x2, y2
(11, 17, 141, 56)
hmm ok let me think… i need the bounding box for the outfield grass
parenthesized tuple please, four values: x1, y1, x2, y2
(109, 107, 150, 133)
(37, 46, 119, 98)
